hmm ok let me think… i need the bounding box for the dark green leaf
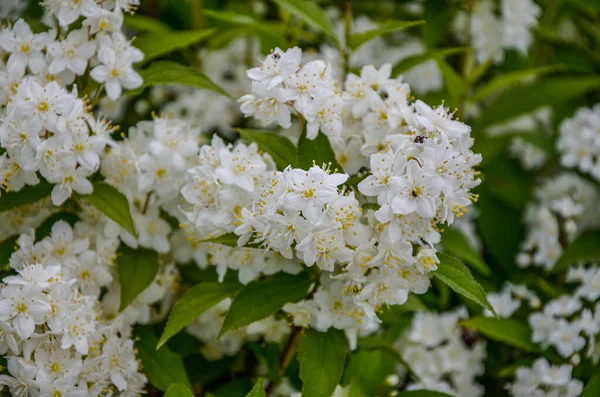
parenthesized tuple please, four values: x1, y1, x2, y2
(158, 281, 242, 349)
(343, 349, 396, 395)
(441, 228, 491, 277)
(298, 328, 348, 397)
(349, 20, 425, 50)
(0, 236, 18, 268)
(135, 328, 191, 392)
(433, 253, 496, 315)
(77, 182, 137, 238)
(219, 272, 311, 336)
(552, 229, 600, 274)
(135, 61, 230, 98)
(0, 182, 53, 212)
(35, 212, 79, 242)
(582, 374, 600, 397)
(135, 29, 215, 63)
(460, 317, 538, 353)
(273, 0, 339, 45)
(164, 383, 194, 397)
(237, 128, 298, 170)
(200, 232, 240, 247)
(246, 379, 267, 397)
(297, 131, 343, 172)
(392, 47, 468, 76)
(474, 76, 600, 129)
(117, 247, 159, 311)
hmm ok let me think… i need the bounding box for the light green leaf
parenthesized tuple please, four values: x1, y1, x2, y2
(298, 328, 348, 397)
(77, 182, 137, 238)
(124, 14, 172, 33)
(164, 383, 194, 397)
(441, 228, 491, 277)
(392, 47, 468, 76)
(475, 76, 600, 129)
(135, 328, 191, 392)
(0, 235, 18, 268)
(460, 317, 538, 353)
(436, 59, 466, 108)
(219, 272, 311, 336)
(158, 281, 242, 349)
(343, 349, 396, 395)
(433, 253, 496, 316)
(470, 65, 564, 104)
(397, 391, 455, 397)
(204, 9, 258, 24)
(200, 232, 240, 247)
(552, 229, 600, 274)
(236, 128, 298, 170)
(135, 61, 230, 97)
(273, 0, 339, 45)
(582, 374, 600, 397)
(246, 379, 267, 397)
(349, 20, 425, 50)
(135, 29, 215, 63)
(117, 246, 159, 311)
(0, 182, 53, 212)
(297, 131, 343, 172)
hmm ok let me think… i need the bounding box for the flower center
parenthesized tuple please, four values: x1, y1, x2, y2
(37, 101, 49, 112)
(16, 302, 27, 313)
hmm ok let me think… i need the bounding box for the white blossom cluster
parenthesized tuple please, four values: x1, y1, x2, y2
(507, 358, 583, 397)
(394, 307, 486, 397)
(509, 137, 547, 171)
(454, 0, 541, 64)
(528, 264, 600, 362)
(557, 104, 600, 181)
(484, 283, 540, 318)
(0, 0, 143, 202)
(182, 48, 481, 347)
(0, 235, 147, 396)
(517, 173, 600, 270)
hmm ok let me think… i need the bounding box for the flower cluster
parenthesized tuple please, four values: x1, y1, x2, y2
(395, 307, 486, 397)
(0, 0, 143, 200)
(182, 48, 481, 346)
(507, 358, 583, 397)
(485, 283, 540, 318)
(0, 262, 145, 396)
(557, 104, 600, 181)
(517, 173, 599, 270)
(454, 0, 541, 64)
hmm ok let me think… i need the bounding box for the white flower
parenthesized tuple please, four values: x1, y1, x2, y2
(47, 29, 96, 75)
(0, 19, 50, 74)
(389, 160, 442, 218)
(215, 142, 267, 192)
(0, 284, 51, 339)
(247, 47, 302, 89)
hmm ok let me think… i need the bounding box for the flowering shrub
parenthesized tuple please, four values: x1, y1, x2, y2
(0, 0, 599, 396)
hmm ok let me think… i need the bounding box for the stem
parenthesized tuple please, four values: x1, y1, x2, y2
(90, 84, 103, 109)
(266, 326, 304, 396)
(141, 191, 153, 214)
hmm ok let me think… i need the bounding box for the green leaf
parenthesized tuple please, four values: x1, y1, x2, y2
(219, 272, 311, 336)
(135, 29, 215, 63)
(552, 229, 600, 274)
(135, 61, 230, 98)
(0, 182, 53, 212)
(582, 374, 600, 397)
(157, 281, 242, 349)
(246, 379, 267, 397)
(436, 59, 466, 108)
(204, 9, 258, 24)
(77, 182, 137, 238)
(200, 232, 240, 247)
(0, 235, 18, 268)
(164, 383, 194, 397)
(135, 328, 191, 392)
(298, 328, 348, 397)
(470, 65, 564, 104)
(433, 253, 496, 316)
(392, 47, 468, 76)
(441, 228, 491, 277)
(460, 317, 539, 353)
(273, 0, 339, 45)
(35, 212, 79, 242)
(397, 391, 455, 397)
(474, 76, 600, 129)
(348, 20, 425, 50)
(236, 128, 298, 170)
(124, 14, 172, 32)
(117, 246, 159, 311)
(297, 131, 343, 172)
(343, 349, 396, 395)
